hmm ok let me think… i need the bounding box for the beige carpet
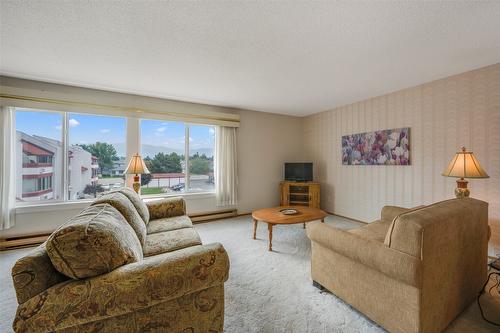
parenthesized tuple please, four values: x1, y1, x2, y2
(1, 215, 499, 332)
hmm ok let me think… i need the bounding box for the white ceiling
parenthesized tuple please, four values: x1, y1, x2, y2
(1, 1, 500, 116)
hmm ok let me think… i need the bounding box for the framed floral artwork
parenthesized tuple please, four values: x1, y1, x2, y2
(342, 127, 410, 165)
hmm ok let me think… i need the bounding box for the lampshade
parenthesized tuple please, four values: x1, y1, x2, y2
(124, 154, 150, 175)
(442, 147, 489, 179)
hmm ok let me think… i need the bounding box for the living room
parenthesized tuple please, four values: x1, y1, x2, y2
(0, 1, 499, 333)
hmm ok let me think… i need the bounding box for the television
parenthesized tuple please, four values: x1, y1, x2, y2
(284, 163, 313, 181)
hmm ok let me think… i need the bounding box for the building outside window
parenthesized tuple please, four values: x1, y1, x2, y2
(67, 113, 126, 199)
(14, 108, 215, 205)
(15, 108, 127, 203)
(15, 110, 63, 202)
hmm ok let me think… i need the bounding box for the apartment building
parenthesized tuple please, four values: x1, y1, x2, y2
(15, 131, 98, 202)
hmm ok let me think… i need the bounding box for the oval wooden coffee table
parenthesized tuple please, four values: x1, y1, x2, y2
(252, 206, 327, 251)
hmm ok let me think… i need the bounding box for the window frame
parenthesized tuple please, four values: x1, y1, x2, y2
(14, 108, 129, 207)
(66, 112, 127, 201)
(13, 108, 216, 207)
(15, 108, 66, 206)
(186, 123, 216, 193)
(138, 119, 216, 197)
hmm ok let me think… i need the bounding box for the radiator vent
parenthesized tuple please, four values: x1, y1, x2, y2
(189, 209, 237, 223)
(0, 234, 50, 251)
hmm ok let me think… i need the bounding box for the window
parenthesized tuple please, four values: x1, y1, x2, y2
(15, 109, 63, 202)
(140, 120, 186, 195)
(14, 108, 126, 204)
(67, 113, 126, 200)
(188, 125, 215, 192)
(12, 106, 217, 206)
(22, 175, 53, 195)
(140, 120, 215, 195)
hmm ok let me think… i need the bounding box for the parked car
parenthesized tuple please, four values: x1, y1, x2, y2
(112, 183, 122, 189)
(171, 183, 185, 191)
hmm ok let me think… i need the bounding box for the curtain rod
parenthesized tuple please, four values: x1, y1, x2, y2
(0, 93, 240, 123)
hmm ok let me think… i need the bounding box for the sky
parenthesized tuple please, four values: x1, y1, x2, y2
(16, 110, 62, 141)
(16, 109, 126, 143)
(141, 120, 215, 156)
(15, 109, 215, 158)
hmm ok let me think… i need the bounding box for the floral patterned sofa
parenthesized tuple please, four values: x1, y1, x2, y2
(11, 188, 230, 333)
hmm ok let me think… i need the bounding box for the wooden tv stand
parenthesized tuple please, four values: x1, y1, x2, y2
(280, 181, 320, 209)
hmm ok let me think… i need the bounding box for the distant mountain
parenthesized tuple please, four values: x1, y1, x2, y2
(188, 147, 214, 158)
(111, 143, 127, 158)
(112, 143, 213, 158)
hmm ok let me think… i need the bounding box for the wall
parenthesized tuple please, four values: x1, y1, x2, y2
(7, 64, 499, 240)
(0, 108, 303, 238)
(304, 63, 500, 241)
(237, 110, 304, 213)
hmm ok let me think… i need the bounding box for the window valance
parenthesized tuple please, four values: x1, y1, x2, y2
(0, 76, 240, 127)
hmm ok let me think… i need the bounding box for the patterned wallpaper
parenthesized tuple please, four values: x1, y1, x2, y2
(304, 63, 500, 236)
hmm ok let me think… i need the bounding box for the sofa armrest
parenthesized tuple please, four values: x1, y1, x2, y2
(146, 197, 186, 220)
(11, 243, 69, 305)
(307, 222, 421, 287)
(14, 243, 229, 333)
(381, 205, 426, 223)
(381, 206, 411, 223)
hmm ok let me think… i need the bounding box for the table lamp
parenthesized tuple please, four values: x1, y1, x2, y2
(442, 147, 489, 198)
(124, 153, 150, 194)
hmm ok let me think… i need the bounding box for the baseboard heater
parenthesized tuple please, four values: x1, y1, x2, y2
(189, 209, 237, 223)
(1, 209, 238, 251)
(0, 233, 51, 251)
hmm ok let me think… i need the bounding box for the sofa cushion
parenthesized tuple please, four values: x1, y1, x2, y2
(348, 220, 392, 243)
(146, 197, 186, 220)
(147, 215, 193, 234)
(113, 187, 150, 224)
(93, 191, 147, 246)
(143, 228, 202, 257)
(46, 204, 143, 279)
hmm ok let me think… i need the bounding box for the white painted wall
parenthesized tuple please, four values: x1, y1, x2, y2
(237, 110, 304, 213)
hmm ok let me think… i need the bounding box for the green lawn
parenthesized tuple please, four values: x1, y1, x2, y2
(141, 187, 164, 195)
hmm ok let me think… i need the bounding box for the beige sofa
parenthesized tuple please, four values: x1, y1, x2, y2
(11, 188, 229, 333)
(307, 198, 489, 333)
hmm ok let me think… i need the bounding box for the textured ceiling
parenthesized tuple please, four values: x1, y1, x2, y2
(1, 1, 500, 116)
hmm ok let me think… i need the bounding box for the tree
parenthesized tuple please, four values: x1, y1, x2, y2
(79, 142, 119, 170)
(141, 173, 152, 186)
(189, 157, 211, 175)
(148, 152, 182, 173)
(83, 183, 105, 198)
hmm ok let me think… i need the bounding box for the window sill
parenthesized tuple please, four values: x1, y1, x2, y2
(15, 191, 216, 214)
(15, 200, 92, 214)
(141, 191, 216, 202)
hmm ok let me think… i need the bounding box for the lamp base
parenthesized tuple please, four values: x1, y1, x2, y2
(455, 178, 470, 198)
(132, 174, 140, 194)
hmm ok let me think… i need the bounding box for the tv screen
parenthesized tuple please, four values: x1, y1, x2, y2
(284, 163, 313, 181)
